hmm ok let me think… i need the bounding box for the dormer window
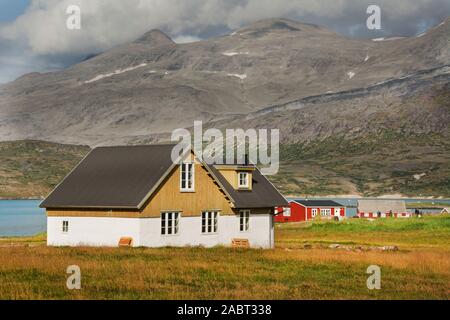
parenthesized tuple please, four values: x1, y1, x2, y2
(238, 172, 249, 189)
(214, 165, 253, 190)
(180, 163, 194, 192)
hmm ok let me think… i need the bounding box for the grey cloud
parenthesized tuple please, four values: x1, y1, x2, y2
(0, 0, 449, 83)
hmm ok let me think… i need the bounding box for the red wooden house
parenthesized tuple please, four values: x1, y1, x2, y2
(275, 200, 346, 223)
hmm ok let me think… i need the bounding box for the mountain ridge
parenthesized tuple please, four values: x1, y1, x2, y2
(0, 17, 449, 146)
(1, 17, 450, 197)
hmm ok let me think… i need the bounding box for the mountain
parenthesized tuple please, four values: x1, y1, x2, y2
(0, 18, 449, 146)
(0, 18, 449, 197)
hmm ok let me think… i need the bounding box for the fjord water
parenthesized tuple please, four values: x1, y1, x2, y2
(0, 198, 449, 237)
(0, 200, 46, 237)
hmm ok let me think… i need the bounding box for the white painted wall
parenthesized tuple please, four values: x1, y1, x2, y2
(47, 217, 140, 247)
(47, 213, 274, 249)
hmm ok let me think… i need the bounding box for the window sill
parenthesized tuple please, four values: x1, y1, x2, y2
(180, 190, 195, 193)
(161, 234, 180, 237)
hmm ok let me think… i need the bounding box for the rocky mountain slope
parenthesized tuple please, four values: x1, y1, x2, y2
(0, 18, 449, 197)
(0, 18, 449, 145)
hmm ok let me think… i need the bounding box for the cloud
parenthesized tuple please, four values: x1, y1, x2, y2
(0, 0, 449, 82)
(173, 35, 202, 44)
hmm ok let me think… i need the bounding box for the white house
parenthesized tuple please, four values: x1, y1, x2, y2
(40, 144, 288, 249)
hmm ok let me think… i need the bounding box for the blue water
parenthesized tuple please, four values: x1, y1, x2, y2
(0, 200, 46, 237)
(0, 198, 449, 236)
(287, 198, 450, 217)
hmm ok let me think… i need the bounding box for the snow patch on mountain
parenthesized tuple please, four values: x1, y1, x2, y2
(222, 51, 249, 57)
(372, 37, 404, 42)
(85, 63, 148, 84)
(227, 73, 247, 80)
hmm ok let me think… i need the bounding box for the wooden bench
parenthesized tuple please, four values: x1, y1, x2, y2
(118, 237, 133, 247)
(232, 238, 250, 248)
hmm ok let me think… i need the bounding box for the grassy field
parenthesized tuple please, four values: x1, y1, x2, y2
(0, 215, 449, 300)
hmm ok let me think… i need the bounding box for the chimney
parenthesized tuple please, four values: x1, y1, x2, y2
(244, 153, 249, 166)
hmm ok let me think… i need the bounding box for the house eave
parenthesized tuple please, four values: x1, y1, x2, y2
(43, 205, 140, 210)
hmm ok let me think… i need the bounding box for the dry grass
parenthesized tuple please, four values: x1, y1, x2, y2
(0, 216, 449, 300)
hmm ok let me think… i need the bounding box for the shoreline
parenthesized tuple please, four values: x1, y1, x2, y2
(0, 198, 43, 201)
(285, 195, 450, 200)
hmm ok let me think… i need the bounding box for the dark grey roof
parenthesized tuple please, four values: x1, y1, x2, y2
(209, 165, 288, 208)
(41, 144, 287, 210)
(293, 200, 345, 207)
(40, 145, 176, 209)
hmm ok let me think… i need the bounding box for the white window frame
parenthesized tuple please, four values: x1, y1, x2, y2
(180, 162, 195, 192)
(238, 172, 249, 189)
(202, 211, 218, 234)
(62, 220, 69, 233)
(161, 212, 180, 236)
(283, 207, 291, 217)
(239, 210, 250, 232)
(312, 209, 318, 217)
(334, 208, 341, 216)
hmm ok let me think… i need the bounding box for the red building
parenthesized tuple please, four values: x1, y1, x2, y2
(275, 200, 346, 223)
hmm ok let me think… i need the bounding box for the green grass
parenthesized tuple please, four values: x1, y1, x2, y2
(0, 215, 449, 300)
(0, 140, 89, 199)
(308, 215, 450, 233)
(277, 214, 450, 249)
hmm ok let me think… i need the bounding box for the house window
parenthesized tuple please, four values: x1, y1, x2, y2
(321, 209, 331, 216)
(240, 210, 250, 232)
(312, 209, 318, 217)
(62, 220, 69, 233)
(202, 211, 218, 234)
(334, 208, 341, 216)
(180, 163, 194, 192)
(161, 212, 180, 235)
(283, 208, 291, 217)
(238, 172, 249, 188)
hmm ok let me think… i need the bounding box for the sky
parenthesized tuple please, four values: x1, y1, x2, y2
(0, 0, 29, 23)
(0, 0, 449, 84)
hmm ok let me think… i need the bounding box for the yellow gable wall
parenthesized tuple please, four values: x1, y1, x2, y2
(140, 162, 234, 217)
(47, 160, 235, 218)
